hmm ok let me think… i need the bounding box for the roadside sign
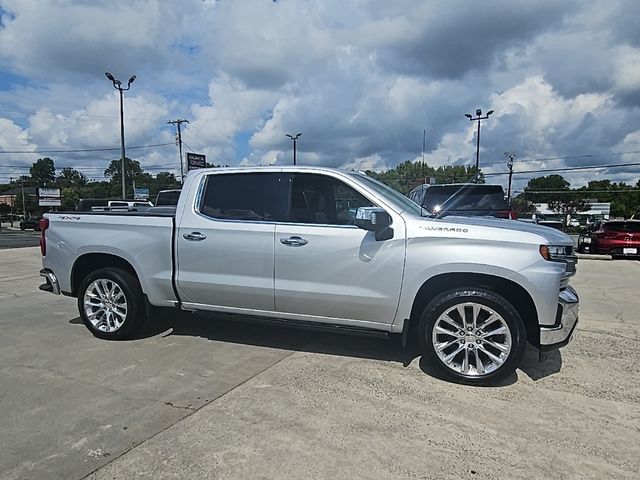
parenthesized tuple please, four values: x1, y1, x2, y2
(38, 188, 61, 198)
(187, 153, 206, 171)
(39, 198, 62, 207)
(38, 187, 62, 207)
(134, 188, 150, 200)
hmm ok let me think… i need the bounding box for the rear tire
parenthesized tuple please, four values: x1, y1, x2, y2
(77, 267, 145, 340)
(419, 287, 527, 386)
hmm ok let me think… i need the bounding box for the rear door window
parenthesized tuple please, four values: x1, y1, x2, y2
(200, 173, 289, 222)
(605, 222, 640, 233)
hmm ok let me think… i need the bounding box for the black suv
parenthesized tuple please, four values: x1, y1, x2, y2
(19, 217, 42, 231)
(408, 183, 516, 219)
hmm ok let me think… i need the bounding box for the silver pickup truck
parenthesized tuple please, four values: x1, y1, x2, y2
(38, 166, 578, 385)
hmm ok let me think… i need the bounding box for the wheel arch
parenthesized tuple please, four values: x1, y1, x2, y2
(71, 253, 140, 297)
(409, 272, 540, 346)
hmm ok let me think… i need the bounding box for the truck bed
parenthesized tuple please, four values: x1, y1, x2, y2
(43, 210, 178, 307)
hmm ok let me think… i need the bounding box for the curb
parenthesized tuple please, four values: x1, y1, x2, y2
(575, 253, 612, 261)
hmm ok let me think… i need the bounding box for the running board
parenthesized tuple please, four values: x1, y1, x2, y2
(193, 311, 391, 340)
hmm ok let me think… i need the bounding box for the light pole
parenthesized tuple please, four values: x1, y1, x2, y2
(504, 152, 515, 205)
(465, 108, 493, 181)
(105, 72, 136, 199)
(286, 133, 302, 165)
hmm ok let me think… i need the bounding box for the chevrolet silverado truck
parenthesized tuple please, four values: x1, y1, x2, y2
(38, 166, 579, 385)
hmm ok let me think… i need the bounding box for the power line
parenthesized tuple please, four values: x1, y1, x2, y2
(0, 142, 174, 154)
(485, 161, 640, 177)
(523, 189, 639, 194)
(0, 162, 178, 170)
(479, 149, 640, 167)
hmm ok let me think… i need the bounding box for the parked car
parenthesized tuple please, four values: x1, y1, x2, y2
(519, 214, 566, 232)
(155, 189, 181, 206)
(76, 199, 153, 211)
(20, 216, 42, 231)
(590, 220, 640, 258)
(39, 166, 578, 385)
(76, 198, 108, 211)
(408, 183, 517, 219)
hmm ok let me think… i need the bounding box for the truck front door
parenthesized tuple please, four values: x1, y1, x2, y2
(274, 173, 405, 326)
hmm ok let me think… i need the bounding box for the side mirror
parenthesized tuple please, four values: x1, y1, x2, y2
(355, 207, 393, 241)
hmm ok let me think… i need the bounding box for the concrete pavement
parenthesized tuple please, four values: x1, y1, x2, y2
(1, 248, 639, 479)
(0, 227, 40, 249)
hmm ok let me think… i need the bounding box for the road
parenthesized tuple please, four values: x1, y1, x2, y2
(0, 228, 40, 249)
(1, 248, 639, 480)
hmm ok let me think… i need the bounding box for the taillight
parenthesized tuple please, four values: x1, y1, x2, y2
(496, 210, 517, 220)
(603, 229, 624, 239)
(39, 218, 49, 256)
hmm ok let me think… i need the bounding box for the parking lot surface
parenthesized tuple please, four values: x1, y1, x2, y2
(0, 228, 40, 249)
(1, 248, 639, 479)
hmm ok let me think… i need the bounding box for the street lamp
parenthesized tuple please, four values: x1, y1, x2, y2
(465, 108, 493, 181)
(286, 133, 302, 165)
(105, 72, 136, 199)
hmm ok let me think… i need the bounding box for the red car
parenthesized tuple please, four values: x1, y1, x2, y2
(591, 221, 640, 258)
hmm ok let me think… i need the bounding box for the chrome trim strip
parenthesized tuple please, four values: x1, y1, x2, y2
(39, 269, 61, 295)
(180, 302, 391, 331)
(540, 285, 578, 346)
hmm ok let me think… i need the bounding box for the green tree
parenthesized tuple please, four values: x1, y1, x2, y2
(548, 198, 590, 226)
(151, 171, 181, 195)
(365, 161, 483, 195)
(56, 167, 87, 189)
(524, 174, 570, 203)
(29, 158, 56, 186)
(511, 194, 536, 216)
(104, 158, 143, 198)
(577, 180, 640, 218)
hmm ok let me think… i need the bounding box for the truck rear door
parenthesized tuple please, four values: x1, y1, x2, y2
(175, 172, 288, 311)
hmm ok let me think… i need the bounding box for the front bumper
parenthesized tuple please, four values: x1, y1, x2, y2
(39, 268, 61, 295)
(540, 285, 579, 351)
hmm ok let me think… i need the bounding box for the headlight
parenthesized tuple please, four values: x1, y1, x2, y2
(539, 245, 573, 261)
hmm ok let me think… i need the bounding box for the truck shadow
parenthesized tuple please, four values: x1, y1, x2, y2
(70, 310, 563, 385)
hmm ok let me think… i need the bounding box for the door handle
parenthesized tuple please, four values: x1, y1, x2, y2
(183, 232, 207, 241)
(280, 236, 308, 247)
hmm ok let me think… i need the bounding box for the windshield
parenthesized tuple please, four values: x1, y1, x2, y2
(349, 173, 423, 215)
(422, 185, 508, 213)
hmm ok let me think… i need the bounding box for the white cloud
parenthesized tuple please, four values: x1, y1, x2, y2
(0, 0, 639, 189)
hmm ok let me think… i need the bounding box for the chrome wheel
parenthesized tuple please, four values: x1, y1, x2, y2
(83, 279, 128, 333)
(432, 302, 512, 377)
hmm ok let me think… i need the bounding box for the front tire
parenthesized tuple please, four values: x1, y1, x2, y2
(77, 267, 145, 340)
(419, 287, 527, 385)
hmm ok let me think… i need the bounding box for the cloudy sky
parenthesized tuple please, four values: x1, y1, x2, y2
(0, 0, 639, 191)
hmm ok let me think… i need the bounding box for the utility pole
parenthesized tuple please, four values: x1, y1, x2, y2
(9, 177, 14, 227)
(504, 152, 515, 205)
(465, 108, 494, 182)
(286, 133, 302, 165)
(20, 178, 26, 219)
(168, 119, 189, 182)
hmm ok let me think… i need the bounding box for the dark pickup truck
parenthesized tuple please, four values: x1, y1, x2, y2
(408, 183, 516, 219)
